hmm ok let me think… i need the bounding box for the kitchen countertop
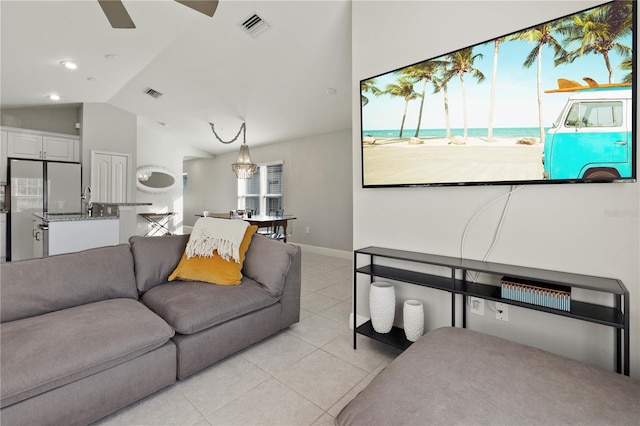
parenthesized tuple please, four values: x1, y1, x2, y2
(97, 203, 152, 206)
(34, 213, 120, 222)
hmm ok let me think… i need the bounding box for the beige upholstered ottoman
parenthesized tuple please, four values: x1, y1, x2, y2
(337, 327, 640, 425)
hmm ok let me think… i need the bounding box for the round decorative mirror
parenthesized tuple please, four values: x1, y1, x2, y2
(136, 166, 177, 194)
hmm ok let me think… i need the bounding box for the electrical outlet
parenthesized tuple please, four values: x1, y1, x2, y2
(495, 302, 508, 321)
(469, 297, 484, 316)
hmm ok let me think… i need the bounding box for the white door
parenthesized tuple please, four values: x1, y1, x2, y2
(91, 151, 130, 203)
(111, 155, 128, 203)
(93, 153, 111, 203)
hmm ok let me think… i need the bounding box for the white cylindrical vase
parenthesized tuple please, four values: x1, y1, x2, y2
(369, 282, 395, 333)
(403, 300, 424, 342)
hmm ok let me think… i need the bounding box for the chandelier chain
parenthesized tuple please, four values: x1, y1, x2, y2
(209, 122, 246, 144)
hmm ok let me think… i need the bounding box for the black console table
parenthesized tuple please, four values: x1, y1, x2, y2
(353, 246, 630, 376)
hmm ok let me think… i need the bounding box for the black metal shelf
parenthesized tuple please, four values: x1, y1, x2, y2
(455, 281, 624, 328)
(356, 264, 460, 292)
(356, 321, 412, 351)
(353, 246, 630, 376)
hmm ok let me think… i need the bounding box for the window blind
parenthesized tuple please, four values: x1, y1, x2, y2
(237, 161, 283, 214)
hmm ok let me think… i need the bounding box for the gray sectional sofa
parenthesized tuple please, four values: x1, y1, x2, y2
(0, 233, 301, 426)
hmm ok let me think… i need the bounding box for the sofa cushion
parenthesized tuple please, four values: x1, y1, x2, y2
(0, 298, 175, 408)
(242, 234, 298, 297)
(129, 234, 189, 293)
(0, 244, 138, 323)
(141, 278, 278, 335)
(168, 225, 258, 285)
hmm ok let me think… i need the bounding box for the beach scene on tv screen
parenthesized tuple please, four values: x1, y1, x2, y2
(361, 1, 634, 186)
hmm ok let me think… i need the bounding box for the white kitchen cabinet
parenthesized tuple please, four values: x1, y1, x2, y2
(33, 215, 120, 257)
(91, 151, 130, 203)
(7, 131, 41, 160)
(48, 218, 120, 256)
(3, 127, 79, 162)
(43, 135, 80, 162)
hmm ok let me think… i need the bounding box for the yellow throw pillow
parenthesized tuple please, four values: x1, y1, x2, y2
(168, 225, 258, 285)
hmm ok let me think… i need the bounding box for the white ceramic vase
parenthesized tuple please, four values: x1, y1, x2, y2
(369, 282, 395, 333)
(403, 300, 424, 342)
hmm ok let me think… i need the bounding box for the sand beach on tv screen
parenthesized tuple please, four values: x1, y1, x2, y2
(362, 135, 544, 186)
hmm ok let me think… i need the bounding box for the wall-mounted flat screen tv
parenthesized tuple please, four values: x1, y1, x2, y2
(360, 0, 636, 187)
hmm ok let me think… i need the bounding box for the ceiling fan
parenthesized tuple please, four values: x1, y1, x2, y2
(98, 0, 219, 29)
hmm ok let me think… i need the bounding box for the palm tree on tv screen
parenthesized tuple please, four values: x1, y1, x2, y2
(432, 70, 453, 140)
(440, 47, 485, 141)
(486, 37, 507, 142)
(620, 57, 633, 84)
(361, 78, 381, 107)
(511, 22, 565, 145)
(382, 76, 421, 138)
(557, 0, 632, 84)
(398, 61, 438, 138)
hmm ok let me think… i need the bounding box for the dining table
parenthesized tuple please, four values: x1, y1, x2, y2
(195, 213, 297, 243)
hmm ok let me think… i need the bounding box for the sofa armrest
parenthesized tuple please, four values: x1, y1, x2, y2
(242, 234, 301, 327)
(278, 247, 301, 327)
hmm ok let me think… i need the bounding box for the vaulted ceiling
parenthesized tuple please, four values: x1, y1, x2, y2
(0, 0, 352, 156)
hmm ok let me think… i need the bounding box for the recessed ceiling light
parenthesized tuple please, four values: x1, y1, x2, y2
(326, 88, 337, 95)
(104, 54, 119, 60)
(60, 61, 77, 70)
(48, 94, 61, 101)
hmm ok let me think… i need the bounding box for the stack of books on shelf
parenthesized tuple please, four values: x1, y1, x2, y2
(501, 276, 571, 312)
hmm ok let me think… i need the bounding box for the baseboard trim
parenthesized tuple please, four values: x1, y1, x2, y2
(348, 313, 369, 330)
(294, 243, 351, 259)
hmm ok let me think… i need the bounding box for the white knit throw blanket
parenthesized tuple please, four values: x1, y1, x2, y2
(186, 217, 249, 263)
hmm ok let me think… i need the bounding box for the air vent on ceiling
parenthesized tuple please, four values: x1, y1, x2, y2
(240, 13, 270, 38)
(144, 88, 163, 99)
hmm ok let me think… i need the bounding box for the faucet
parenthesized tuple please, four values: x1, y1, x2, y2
(81, 186, 92, 214)
(81, 186, 91, 202)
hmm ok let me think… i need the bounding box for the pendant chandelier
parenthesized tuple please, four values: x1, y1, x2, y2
(209, 122, 257, 179)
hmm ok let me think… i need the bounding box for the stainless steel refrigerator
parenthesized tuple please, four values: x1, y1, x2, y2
(8, 159, 81, 261)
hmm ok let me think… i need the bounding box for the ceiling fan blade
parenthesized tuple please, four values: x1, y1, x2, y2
(175, 0, 219, 18)
(98, 0, 136, 29)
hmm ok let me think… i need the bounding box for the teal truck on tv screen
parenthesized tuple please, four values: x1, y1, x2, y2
(544, 84, 633, 181)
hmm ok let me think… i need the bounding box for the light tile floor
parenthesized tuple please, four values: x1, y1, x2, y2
(94, 250, 401, 426)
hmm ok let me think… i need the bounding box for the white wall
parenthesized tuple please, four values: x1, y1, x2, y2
(136, 118, 186, 235)
(1, 105, 80, 135)
(81, 103, 137, 242)
(184, 129, 353, 251)
(1, 104, 135, 194)
(80, 103, 137, 197)
(352, 1, 640, 377)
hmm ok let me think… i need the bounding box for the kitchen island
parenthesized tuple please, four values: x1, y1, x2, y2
(87, 202, 152, 243)
(33, 213, 119, 257)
